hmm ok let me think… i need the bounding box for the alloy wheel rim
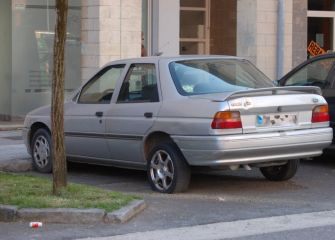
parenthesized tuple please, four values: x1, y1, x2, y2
(149, 150, 174, 191)
(33, 135, 50, 168)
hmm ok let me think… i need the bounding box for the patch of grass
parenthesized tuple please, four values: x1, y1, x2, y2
(0, 172, 140, 212)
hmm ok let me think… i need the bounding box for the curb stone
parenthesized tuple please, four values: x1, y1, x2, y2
(105, 200, 146, 224)
(17, 208, 106, 224)
(0, 125, 23, 131)
(0, 144, 32, 172)
(0, 205, 18, 222)
(0, 159, 32, 172)
(0, 200, 146, 224)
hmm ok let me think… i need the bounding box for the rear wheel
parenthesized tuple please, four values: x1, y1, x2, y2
(31, 128, 52, 173)
(147, 142, 191, 193)
(260, 159, 299, 181)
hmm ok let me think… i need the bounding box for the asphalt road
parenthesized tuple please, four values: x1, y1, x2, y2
(0, 130, 335, 240)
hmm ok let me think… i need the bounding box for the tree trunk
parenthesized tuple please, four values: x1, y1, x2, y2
(52, 0, 68, 195)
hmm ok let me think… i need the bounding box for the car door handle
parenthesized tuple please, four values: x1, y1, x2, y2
(144, 112, 153, 118)
(95, 111, 104, 117)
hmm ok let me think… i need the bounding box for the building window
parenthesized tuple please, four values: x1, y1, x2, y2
(180, 0, 236, 55)
(308, 0, 335, 11)
(307, 0, 335, 54)
(11, 0, 81, 116)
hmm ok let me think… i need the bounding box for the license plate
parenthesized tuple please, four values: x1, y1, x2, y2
(256, 114, 297, 127)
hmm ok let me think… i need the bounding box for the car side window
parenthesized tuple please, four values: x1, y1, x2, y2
(117, 64, 159, 103)
(78, 65, 125, 104)
(284, 58, 335, 89)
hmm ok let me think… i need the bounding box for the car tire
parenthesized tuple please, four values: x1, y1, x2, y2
(31, 128, 52, 173)
(260, 159, 299, 181)
(147, 142, 191, 193)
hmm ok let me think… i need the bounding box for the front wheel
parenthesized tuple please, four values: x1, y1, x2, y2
(260, 159, 300, 181)
(31, 128, 52, 173)
(147, 142, 191, 193)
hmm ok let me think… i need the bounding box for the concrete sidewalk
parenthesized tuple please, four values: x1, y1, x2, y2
(0, 130, 31, 172)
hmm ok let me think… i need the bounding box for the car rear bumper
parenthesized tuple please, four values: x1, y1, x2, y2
(172, 127, 333, 166)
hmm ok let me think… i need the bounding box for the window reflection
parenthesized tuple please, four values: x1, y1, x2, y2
(11, 0, 81, 116)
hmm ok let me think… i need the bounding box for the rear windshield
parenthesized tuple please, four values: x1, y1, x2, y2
(169, 59, 273, 96)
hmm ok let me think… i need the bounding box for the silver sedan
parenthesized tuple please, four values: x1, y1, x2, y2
(23, 56, 333, 193)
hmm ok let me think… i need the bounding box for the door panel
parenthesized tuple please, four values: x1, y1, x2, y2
(64, 102, 110, 158)
(105, 63, 161, 163)
(65, 65, 126, 159)
(323, 88, 335, 143)
(280, 56, 335, 144)
(105, 102, 160, 163)
(282, 57, 335, 88)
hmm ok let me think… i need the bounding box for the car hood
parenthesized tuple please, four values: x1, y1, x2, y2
(26, 105, 51, 117)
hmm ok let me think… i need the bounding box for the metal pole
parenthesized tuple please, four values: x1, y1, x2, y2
(276, 0, 285, 79)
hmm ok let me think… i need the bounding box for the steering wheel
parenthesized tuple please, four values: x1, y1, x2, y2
(99, 89, 114, 102)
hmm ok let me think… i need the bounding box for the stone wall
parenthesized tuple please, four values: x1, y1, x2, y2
(236, 0, 257, 64)
(256, 0, 278, 79)
(81, 0, 141, 82)
(292, 0, 307, 68)
(237, 0, 293, 79)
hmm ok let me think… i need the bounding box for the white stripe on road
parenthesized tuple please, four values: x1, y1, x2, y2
(80, 210, 335, 240)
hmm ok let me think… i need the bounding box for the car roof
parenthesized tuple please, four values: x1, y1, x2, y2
(104, 55, 245, 66)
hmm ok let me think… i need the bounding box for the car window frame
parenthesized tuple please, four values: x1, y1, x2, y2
(116, 63, 160, 104)
(279, 54, 335, 90)
(76, 64, 126, 104)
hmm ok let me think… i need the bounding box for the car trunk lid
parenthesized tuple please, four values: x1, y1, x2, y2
(191, 86, 326, 134)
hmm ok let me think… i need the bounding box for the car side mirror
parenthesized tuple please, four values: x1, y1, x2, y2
(272, 80, 280, 86)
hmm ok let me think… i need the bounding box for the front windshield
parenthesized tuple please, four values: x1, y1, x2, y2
(169, 59, 273, 96)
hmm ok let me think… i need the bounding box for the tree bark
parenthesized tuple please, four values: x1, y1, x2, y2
(52, 0, 68, 195)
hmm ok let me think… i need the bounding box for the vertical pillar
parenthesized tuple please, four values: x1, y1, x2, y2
(292, 0, 307, 68)
(152, 0, 179, 56)
(0, 0, 11, 120)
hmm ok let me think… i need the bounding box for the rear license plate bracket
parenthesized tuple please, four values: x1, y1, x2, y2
(256, 114, 297, 127)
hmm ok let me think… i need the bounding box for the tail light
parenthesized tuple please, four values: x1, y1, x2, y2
(211, 111, 242, 129)
(311, 105, 329, 123)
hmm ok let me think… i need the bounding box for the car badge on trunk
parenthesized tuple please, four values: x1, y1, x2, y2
(312, 98, 319, 103)
(277, 106, 283, 112)
(243, 98, 253, 109)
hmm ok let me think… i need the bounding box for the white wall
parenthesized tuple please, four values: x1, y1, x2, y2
(81, 0, 142, 82)
(152, 0, 180, 56)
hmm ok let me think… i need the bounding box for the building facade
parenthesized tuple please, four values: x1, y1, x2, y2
(0, 0, 333, 119)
